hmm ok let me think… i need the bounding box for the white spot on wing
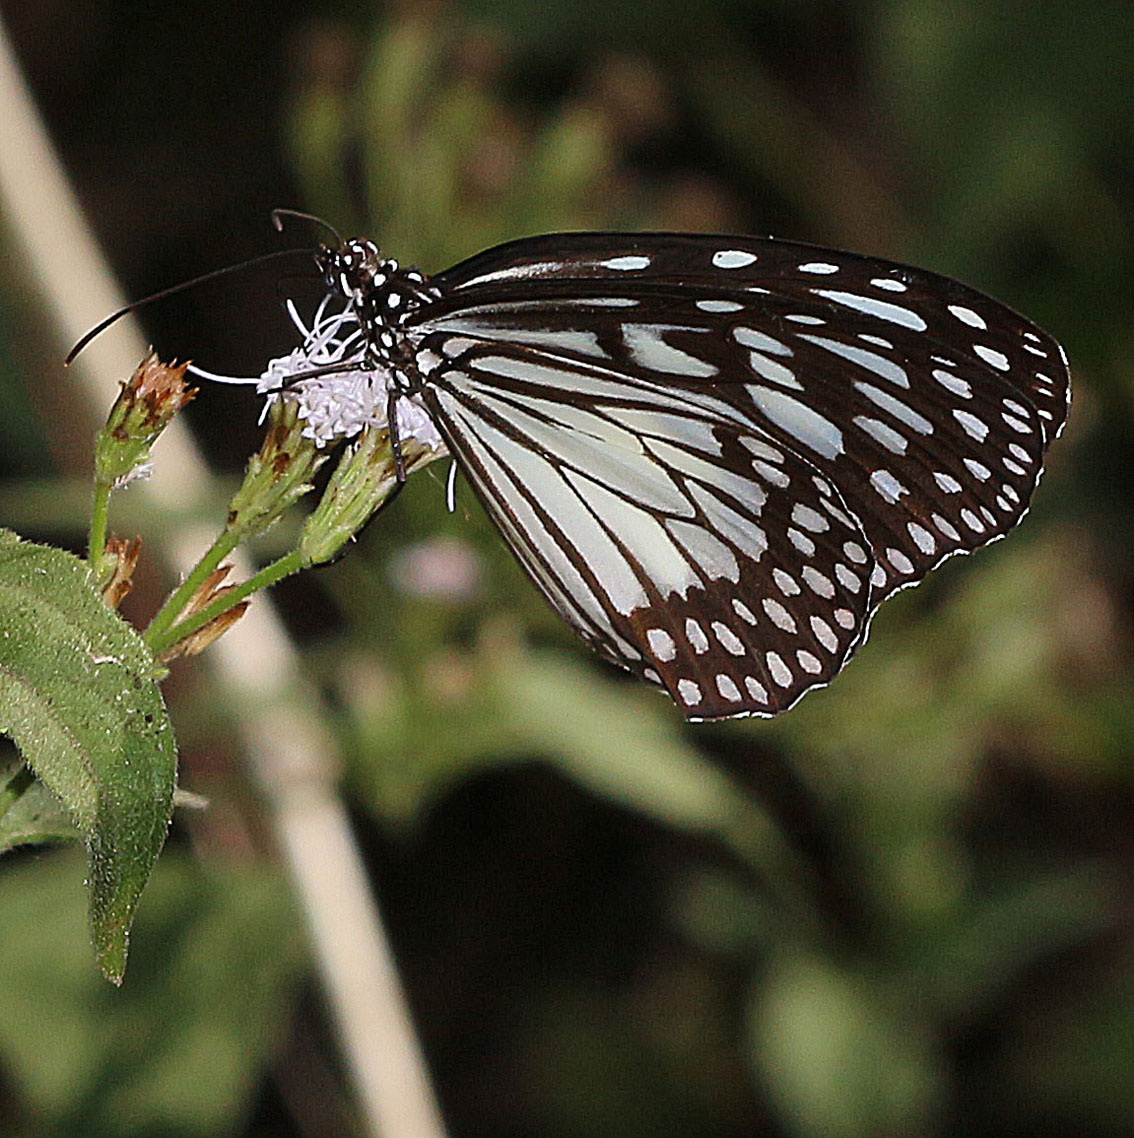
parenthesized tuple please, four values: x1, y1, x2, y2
(792, 504, 829, 533)
(623, 325, 718, 378)
(855, 383, 934, 434)
(870, 469, 908, 504)
(954, 409, 990, 442)
(812, 289, 928, 330)
(744, 676, 769, 702)
(773, 568, 801, 596)
(712, 249, 757, 269)
(677, 679, 702, 705)
(711, 621, 746, 656)
(948, 304, 987, 329)
(799, 334, 910, 388)
(974, 345, 1010, 371)
(933, 369, 972, 398)
(733, 599, 758, 625)
(734, 326, 793, 356)
(932, 514, 960, 541)
(853, 415, 908, 455)
(740, 438, 785, 463)
(907, 522, 936, 554)
(834, 608, 856, 629)
(802, 567, 835, 599)
(788, 527, 816, 556)
(762, 598, 797, 633)
(961, 508, 986, 534)
(647, 628, 676, 661)
(746, 385, 845, 459)
(810, 615, 839, 652)
(747, 352, 802, 390)
(685, 618, 710, 653)
(766, 651, 792, 688)
(603, 255, 651, 271)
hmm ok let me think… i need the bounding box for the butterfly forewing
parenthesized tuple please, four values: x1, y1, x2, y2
(415, 233, 1068, 612)
(431, 231, 1068, 436)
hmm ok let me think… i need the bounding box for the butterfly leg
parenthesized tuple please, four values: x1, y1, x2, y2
(386, 388, 408, 488)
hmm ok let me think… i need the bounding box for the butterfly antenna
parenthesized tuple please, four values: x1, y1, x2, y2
(271, 208, 344, 248)
(65, 247, 314, 365)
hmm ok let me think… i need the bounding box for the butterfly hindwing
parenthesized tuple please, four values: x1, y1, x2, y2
(419, 339, 875, 719)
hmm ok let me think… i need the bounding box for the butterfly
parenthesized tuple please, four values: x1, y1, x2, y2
(251, 229, 1072, 722)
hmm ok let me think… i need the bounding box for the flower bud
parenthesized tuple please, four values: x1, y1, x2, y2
(226, 399, 327, 538)
(299, 426, 440, 565)
(94, 353, 195, 488)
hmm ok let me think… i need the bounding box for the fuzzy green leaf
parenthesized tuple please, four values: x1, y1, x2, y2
(0, 530, 175, 982)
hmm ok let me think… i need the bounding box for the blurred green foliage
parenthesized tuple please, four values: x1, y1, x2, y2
(0, 0, 1131, 1135)
(0, 850, 302, 1137)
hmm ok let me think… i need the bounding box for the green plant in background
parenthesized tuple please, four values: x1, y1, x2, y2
(0, 349, 442, 982)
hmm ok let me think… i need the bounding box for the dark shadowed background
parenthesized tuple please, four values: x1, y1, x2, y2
(0, 1, 1131, 1136)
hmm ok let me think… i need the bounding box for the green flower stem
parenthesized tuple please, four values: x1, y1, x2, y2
(144, 549, 305, 658)
(143, 528, 243, 647)
(87, 476, 113, 579)
(0, 764, 36, 824)
(143, 402, 324, 656)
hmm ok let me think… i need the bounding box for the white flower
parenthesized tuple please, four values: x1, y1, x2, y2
(189, 294, 446, 452)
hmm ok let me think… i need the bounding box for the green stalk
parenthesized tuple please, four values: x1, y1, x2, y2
(86, 477, 115, 586)
(144, 549, 304, 658)
(143, 528, 242, 646)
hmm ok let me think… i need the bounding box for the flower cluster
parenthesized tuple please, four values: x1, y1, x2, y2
(126, 287, 453, 661)
(190, 295, 446, 453)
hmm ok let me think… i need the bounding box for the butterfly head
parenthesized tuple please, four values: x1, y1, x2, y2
(316, 239, 437, 337)
(316, 239, 387, 304)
